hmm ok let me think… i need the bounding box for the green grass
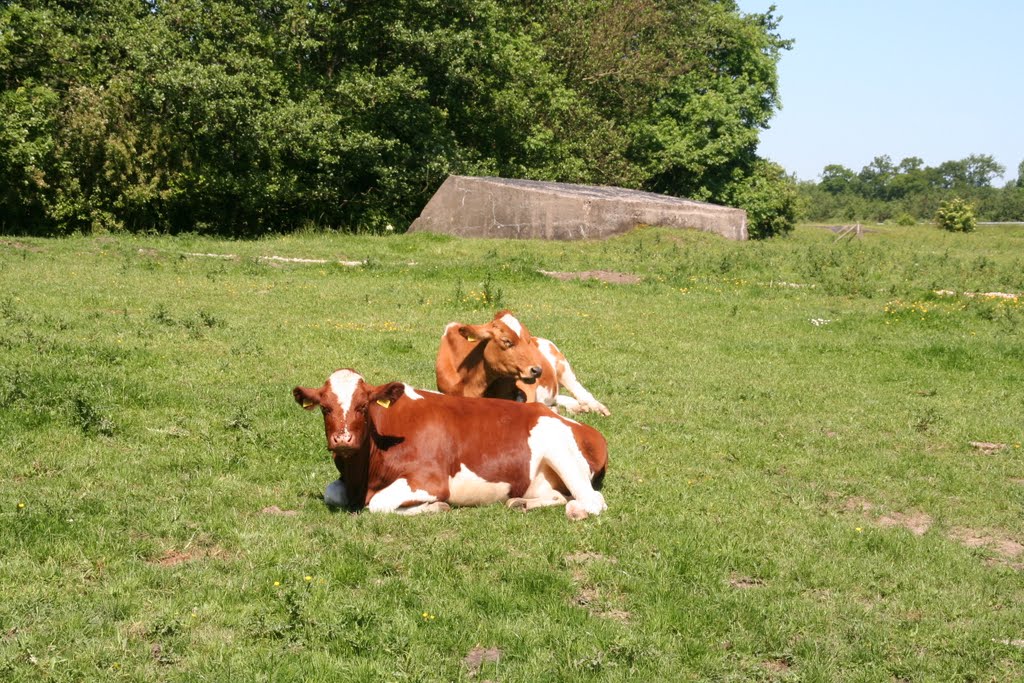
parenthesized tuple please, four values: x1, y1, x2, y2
(1, 223, 1023, 681)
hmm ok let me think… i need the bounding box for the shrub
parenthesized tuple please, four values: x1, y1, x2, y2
(725, 160, 798, 239)
(934, 197, 977, 233)
(895, 212, 916, 226)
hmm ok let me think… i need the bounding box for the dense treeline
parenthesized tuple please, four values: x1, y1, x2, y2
(798, 155, 1024, 224)
(0, 0, 795, 237)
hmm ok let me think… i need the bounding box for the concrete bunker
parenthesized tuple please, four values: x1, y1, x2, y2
(408, 175, 748, 241)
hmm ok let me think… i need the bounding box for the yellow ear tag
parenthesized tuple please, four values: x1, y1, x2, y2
(376, 399, 391, 409)
(302, 399, 315, 408)
(466, 335, 476, 342)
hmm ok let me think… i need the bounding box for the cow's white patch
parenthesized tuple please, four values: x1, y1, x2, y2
(324, 479, 349, 508)
(368, 478, 437, 513)
(535, 383, 556, 407)
(402, 384, 425, 400)
(448, 464, 511, 506)
(536, 338, 561, 368)
(328, 369, 362, 418)
(526, 417, 605, 515)
(443, 321, 459, 337)
(500, 313, 523, 337)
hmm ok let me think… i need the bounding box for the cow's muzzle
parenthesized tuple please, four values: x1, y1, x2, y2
(328, 431, 358, 451)
(520, 366, 544, 382)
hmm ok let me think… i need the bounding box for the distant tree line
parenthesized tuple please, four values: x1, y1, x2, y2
(0, 0, 796, 237)
(798, 154, 1024, 224)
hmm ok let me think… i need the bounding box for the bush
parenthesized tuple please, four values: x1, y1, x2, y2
(934, 197, 977, 233)
(725, 160, 798, 239)
(895, 212, 916, 226)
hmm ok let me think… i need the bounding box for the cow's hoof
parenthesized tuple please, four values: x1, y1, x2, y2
(573, 492, 607, 516)
(565, 500, 590, 520)
(324, 479, 349, 508)
(506, 497, 529, 511)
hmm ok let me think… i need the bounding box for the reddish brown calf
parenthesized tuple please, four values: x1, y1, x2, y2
(435, 310, 545, 402)
(436, 310, 609, 415)
(293, 369, 608, 519)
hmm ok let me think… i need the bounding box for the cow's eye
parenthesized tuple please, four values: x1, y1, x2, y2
(501, 338, 513, 349)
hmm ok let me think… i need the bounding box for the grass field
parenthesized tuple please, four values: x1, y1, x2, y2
(2, 223, 1023, 681)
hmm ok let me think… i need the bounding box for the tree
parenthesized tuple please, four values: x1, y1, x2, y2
(819, 165, 857, 195)
(1, 0, 795, 236)
(962, 154, 1004, 187)
(857, 155, 897, 200)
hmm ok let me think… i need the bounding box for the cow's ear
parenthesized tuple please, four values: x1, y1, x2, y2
(458, 324, 491, 343)
(368, 382, 405, 408)
(293, 386, 321, 410)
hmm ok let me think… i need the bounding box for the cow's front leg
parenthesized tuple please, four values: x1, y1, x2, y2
(367, 478, 443, 514)
(557, 361, 610, 415)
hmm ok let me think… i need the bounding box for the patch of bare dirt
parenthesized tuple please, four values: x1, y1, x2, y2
(949, 527, 1024, 569)
(970, 441, 1008, 455)
(573, 586, 601, 606)
(1, 239, 44, 252)
(565, 551, 616, 565)
(728, 574, 766, 589)
(837, 497, 932, 536)
(261, 505, 299, 517)
(539, 269, 641, 284)
(150, 545, 227, 567)
(463, 645, 502, 677)
(877, 511, 933, 536)
(565, 552, 630, 622)
(150, 642, 176, 666)
(840, 496, 875, 513)
(762, 657, 792, 673)
(995, 639, 1024, 648)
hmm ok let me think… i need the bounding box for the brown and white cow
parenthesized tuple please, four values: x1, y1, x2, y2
(436, 311, 610, 416)
(293, 368, 608, 519)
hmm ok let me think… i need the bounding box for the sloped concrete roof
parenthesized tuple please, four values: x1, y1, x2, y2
(408, 175, 747, 240)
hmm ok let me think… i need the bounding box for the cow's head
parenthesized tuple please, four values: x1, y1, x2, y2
(293, 369, 405, 457)
(458, 310, 543, 383)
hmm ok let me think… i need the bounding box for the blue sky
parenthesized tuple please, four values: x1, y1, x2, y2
(735, 1, 1024, 183)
